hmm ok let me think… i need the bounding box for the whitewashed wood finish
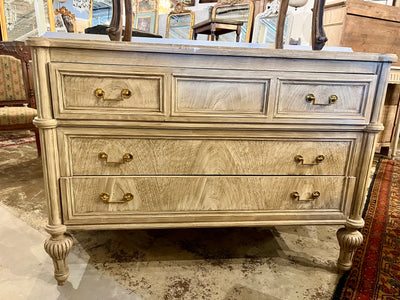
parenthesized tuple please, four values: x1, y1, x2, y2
(68, 136, 353, 176)
(275, 74, 376, 122)
(49, 63, 166, 120)
(57, 128, 362, 179)
(31, 47, 71, 286)
(27, 34, 396, 63)
(28, 36, 395, 283)
(63, 75, 161, 109)
(50, 47, 380, 75)
(174, 77, 268, 115)
(63, 176, 351, 214)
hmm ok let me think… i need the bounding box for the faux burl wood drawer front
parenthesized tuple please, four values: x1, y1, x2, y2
(67, 136, 354, 176)
(172, 74, 270, 119)
(275, 74, 376, 123)
(61, 176, 353, 217)
(49, 63, 165, 120)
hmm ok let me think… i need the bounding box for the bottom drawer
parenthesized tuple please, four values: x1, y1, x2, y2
(61, 176, 354, 218)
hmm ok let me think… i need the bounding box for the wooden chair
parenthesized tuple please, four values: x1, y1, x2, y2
(192, 0, 254, 43)
(0, 41, 40, 155)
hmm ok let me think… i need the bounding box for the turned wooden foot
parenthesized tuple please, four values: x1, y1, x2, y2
(336, 219, 364, 271)
(44, 225, 73, 285)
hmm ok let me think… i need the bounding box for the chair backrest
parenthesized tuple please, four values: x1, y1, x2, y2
(0, 41, 35, 108)
(211, 0, 255, 43)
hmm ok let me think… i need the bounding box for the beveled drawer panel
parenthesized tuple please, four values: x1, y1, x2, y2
(49, 63, 165, 120)
(68, 137, 353, 176)
(172, 75, 269, 117)
(275, 74, 376, 123)
(61, 176, 352, 216)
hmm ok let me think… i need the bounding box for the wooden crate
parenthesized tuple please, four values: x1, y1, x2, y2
(376, 84, 400, 150)
(324, 0, 400, 156)
(323, 0, 400, 67)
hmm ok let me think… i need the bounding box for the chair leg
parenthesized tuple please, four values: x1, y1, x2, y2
(34, 128, 41, 156)
(122, 0, 132, 41)
(236, 25, 241, 42)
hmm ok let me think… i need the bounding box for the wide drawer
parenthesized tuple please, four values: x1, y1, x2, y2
(61, 176, 353, 216)
(67, 136, 355, 176)
(274, 74, 376, 123)
(49, 63, 165, 120)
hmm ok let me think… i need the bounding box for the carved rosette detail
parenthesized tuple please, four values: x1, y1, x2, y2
(55, 6, 76, 21)
(336, 226, 363, 271)
(0, 43, 30, 61)
(44, 229, 73, 285)
(172, 2, 190, 14)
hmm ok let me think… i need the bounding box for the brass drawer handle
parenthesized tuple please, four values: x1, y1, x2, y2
(99, 192, 134, 203)
(295, 154, 325, 165)
(94, 88, 132, 101)
(291, 191, 320, 202)
(306, 94, 338, 106)
(98, 152, 133, 163)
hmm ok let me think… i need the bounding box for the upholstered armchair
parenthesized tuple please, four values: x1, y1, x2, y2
(0, 41, 40, 155)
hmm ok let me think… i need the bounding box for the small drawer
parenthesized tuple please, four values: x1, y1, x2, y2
(66, 135, 355, 176)
(274, 74, 376, 123)
(49, 63, 165, 120)
(61, 176, 353, 222)
(172, 74, 270, 119)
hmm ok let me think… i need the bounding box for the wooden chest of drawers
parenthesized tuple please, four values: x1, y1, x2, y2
(28, 35, 396, 285)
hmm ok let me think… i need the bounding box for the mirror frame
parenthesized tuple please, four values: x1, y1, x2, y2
(166, 3, 195, 39)
(0, 2, 7, 40)
(134, 0, 159, 34)
(47, 0, 56, 32)
(252, 0, 291, 44)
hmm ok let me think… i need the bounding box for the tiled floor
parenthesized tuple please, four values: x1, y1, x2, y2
(0, 203, 134, 299)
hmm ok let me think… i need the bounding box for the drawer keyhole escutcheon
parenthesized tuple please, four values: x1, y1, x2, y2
(291, 191, 320, 202)
(98, 152, 133, 163)
(94, 88, 132, 101)
(99, 192, 134, 203)
(295, 154, 325, 165)
(305, 94, 338, 106)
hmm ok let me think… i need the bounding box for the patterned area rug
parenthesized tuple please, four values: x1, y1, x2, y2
(0, 133, 35, 148)
(333, 159, 400, 299)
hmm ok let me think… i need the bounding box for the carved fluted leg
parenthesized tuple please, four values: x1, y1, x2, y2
(336, 219, 364, 271)
(44, 225, 73, 285)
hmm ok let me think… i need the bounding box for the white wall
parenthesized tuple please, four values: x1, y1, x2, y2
(287, 1, 314, 45)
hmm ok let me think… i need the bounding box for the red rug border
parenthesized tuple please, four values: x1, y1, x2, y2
(332, 158, 386, 299)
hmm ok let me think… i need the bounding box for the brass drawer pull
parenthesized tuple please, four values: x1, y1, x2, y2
(295, 154, 325, 165)
(99, 192, 134, 203)
(98, 152, 133, 163)
(94, 88, 132, 101)
(306, 94, 338, 106)
(291, 191, 320, 202)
